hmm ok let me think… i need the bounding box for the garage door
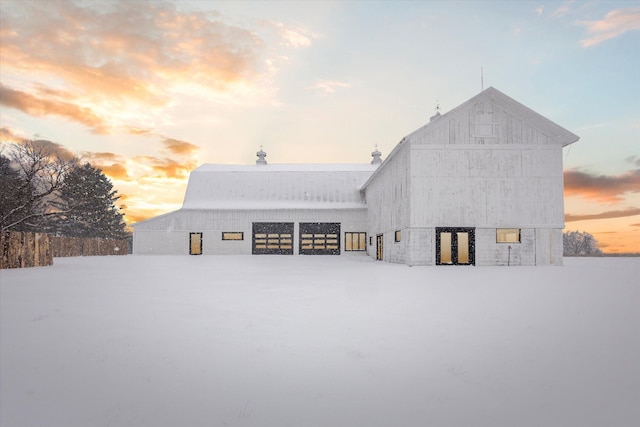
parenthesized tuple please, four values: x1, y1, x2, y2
(299, 223, 341, 255)
(252, 222, 294, 255)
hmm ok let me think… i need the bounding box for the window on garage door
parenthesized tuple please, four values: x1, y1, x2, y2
(252, 222, 294, 255)
(299, 223, 341, 255)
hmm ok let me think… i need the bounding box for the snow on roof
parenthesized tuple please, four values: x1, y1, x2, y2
(181, 163, 378, 210)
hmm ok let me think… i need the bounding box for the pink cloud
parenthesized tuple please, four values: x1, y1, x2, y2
(578, 8, 640, 47)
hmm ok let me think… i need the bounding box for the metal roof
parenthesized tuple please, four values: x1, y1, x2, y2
(181, 164, 378, 210)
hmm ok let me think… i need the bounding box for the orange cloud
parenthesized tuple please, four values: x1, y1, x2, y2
(565, 208, 640, 222)
(592, 230, 640, 254)
(81, 152, 129, 180)
(100, 163, 129, 180)
(0, 1, 267, 132)
(0, 84, 110, 133)
(151, 158, 199, 179)
(163, 138, 200, 156)
(578, 8, 640, 47)
(128, 127, 154, 136)
(84, 152, 120, 161)
(564, 168, 640, 203)
(0, 126, 25, 143)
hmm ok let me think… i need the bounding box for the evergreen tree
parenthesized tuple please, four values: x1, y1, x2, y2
(54, 163, 128, 239)
(0, 154, 31, 232)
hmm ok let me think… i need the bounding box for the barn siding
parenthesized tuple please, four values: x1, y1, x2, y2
(135, 87, 575, 266)
(361, 88, 571, 266)
(134, 209, 368, 255)
(408, 145, 564, 228)
(365, 142, 411, 263)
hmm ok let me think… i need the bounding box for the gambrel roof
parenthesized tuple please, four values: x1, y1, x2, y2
(181, 164, 378, 210)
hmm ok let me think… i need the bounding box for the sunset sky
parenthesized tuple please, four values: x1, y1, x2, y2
(1, 0, 638, 253)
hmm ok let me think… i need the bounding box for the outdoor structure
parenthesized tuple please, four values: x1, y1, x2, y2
(133, 87, 579, 265)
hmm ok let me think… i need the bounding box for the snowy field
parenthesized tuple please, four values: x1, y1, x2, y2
(1, 255, 639, 427)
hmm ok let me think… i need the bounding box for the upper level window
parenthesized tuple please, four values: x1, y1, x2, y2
(395, 230, 401, 243)
(222, 232, 244, 241)
(497, 228, 520, 243)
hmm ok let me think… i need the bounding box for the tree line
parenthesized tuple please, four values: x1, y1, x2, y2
(1, 140, 128, 240)
(563, 230, 602, 257)
(2, 139, 606, 255)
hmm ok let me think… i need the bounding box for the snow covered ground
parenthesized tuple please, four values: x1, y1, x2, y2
(1, 255, 639, 427)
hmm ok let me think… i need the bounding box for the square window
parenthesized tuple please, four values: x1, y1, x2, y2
(222, 232, 244, 241)
(497, 228, 520, 243)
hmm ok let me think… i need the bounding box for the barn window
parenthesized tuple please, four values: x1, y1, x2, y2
(497, 228, 520, 243)
(345, 232, 366, 251)
(189, 232, 203, 255)
(222, 232, 244, 241)
(395, 230, 401, 243)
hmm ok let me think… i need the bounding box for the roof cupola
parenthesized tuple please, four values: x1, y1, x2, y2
(371, 145, 382, 164)
(256, 146, 267, 165)
(430, 101, 442, 122)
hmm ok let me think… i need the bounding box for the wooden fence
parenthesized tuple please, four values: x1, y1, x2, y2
(50, 236, 128, 258)
(1, 232, 129, 269)
(0, 232, 53, 269)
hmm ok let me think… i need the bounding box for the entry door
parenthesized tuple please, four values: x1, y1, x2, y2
(436, 227, 475, 265)
(376, 234, 383, 260)
(189, 232, 202, 255)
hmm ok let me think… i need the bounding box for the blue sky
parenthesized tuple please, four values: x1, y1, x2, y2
(1, 0, 639, 251)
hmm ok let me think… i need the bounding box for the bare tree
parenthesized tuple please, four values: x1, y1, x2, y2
(0, 140, 77, 232)
(563, 230, 603, 256)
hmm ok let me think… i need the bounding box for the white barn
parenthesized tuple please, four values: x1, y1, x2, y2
(133, 87, 579, 265)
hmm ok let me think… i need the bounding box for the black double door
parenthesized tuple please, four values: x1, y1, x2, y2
(436, 227, 475, 265)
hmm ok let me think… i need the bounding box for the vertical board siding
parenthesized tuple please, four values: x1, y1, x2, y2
(134, 89, 574, 266)
(133, 209, 368, 255)
(365, 143, 411, 263)
(409, 146, 564, 228)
